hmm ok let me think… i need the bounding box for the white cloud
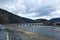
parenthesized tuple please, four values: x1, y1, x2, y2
(17, 12, 37, 19)
(0, 0, 60, 19)
(50, 10, 60, 17)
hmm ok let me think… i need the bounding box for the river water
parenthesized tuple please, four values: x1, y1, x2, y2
(0, 25, 60, 40)
(18, 26, 60, 40)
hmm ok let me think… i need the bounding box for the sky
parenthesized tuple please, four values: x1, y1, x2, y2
(0, 0, 60, 20)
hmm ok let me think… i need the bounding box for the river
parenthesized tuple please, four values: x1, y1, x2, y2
(18, 25, 60, 40)
(0, 25, 60, 40)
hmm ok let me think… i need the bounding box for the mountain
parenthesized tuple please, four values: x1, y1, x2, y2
(35, 19, 48, 23)
(0, 8, 35, 24)
(1, 8, 59, 25)
(49, 18, 60, 23)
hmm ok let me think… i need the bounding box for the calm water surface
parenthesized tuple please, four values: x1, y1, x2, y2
(0, 25, 60, 40)
(18, 26, 60, 40)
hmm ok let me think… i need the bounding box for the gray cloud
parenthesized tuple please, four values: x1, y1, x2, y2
(0, 0, 60, 19)
(34, 6, 55, 16)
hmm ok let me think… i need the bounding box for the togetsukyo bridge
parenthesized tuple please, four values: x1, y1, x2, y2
(10, 23, 43, 27)
(0, 24, 55, 40)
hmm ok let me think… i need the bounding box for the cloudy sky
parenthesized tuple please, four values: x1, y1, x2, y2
(0, 0, 60, 20)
